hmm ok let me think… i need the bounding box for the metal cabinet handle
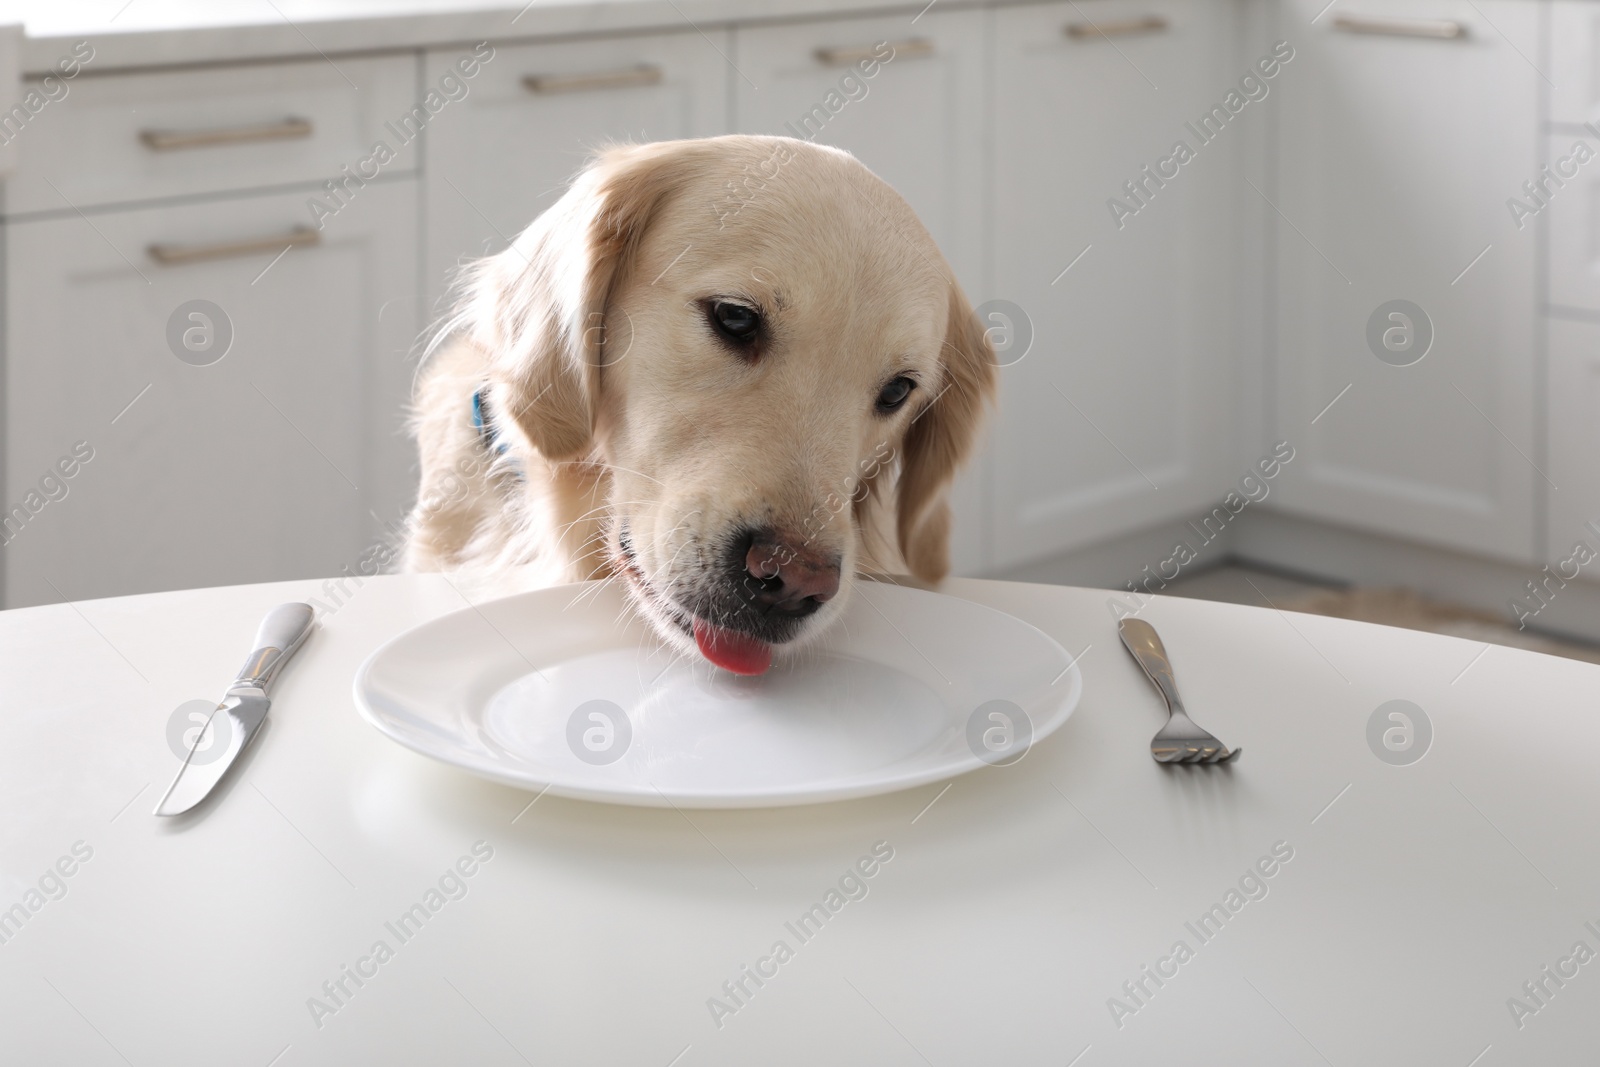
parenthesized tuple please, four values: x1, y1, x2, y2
(1066, 15, 1169, 39)
(139, 117, 313, 152)
(814, 39, 934, 67)
(1331, 15, 1467, 39)
(522, 65, 663, 94)
(148, 226, 320, 266)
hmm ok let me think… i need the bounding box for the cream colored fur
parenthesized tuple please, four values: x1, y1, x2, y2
(403, 135, 995, 656)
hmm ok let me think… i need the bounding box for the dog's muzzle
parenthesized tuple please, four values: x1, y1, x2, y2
(620, 523, 843, 675)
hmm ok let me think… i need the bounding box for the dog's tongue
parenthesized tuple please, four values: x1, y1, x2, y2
(693, 619, 772, 675)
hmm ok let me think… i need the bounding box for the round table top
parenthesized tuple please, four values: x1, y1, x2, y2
(2, 573, 1596, 1065)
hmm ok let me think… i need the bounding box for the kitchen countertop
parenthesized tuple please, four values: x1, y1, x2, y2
(3, 572, 1598, 1063)
(0, 0, 957, 74)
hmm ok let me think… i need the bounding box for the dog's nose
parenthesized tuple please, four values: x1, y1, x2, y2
(738, 529, 841, 617)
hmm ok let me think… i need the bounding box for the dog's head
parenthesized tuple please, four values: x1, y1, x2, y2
(461, 136, 994, 672)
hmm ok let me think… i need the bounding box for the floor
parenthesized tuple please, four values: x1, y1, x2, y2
(1161, 562, 1600, 666)
(1157, 563, 1333, 608)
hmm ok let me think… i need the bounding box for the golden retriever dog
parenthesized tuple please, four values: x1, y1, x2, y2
(403, 135, 994, 674)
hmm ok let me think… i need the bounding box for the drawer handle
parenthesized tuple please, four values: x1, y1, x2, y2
(1331, 15, 1467, 39)
(522, 65, 663, 94)
(147, 226, 320, 266)
(1065, 15, 1169, 39)
(814, 39, 934, 66)
(138, 117, 314, 152)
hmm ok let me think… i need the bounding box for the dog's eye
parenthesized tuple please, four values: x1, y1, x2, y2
(707, 300, 761, 345)
(876, 376, 917, 414)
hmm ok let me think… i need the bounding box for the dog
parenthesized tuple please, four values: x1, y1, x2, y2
(403, 135, 995, 674)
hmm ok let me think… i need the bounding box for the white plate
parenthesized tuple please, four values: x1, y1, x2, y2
(352, 580, 1082, 808)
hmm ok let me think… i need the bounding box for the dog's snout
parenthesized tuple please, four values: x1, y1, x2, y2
(737, 529, 841, 617)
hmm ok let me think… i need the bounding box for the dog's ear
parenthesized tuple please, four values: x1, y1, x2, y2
(460, 143, 692, 460)
(895, 282, 997, 582)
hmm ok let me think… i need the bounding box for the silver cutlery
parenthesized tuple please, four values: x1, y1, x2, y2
(1118, 618, 1241, 764)
(154, 603, 315, 816)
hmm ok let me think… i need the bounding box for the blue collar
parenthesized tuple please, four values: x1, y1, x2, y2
(471, 386, 520, 479)
(471, 386, 509, 455)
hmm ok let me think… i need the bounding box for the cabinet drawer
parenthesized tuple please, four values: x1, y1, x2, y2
(3, 54, 416, 215)
(1546, 132, 1600, 312)
(1552, 0, 1600, 128)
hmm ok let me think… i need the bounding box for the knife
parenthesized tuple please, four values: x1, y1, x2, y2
(154, 602, 315, 817)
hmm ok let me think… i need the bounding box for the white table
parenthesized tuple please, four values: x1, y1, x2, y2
(2, 574, 1597, 1065)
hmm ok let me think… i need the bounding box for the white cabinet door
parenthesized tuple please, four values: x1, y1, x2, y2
(3, 181, 418, 608)
(1547, 318, 1600, 576)
(1270, 0, 1539, 563)
(422, 32, 729, 310)
(988, 0, 1238, 568)
(733, 10, 988, 569)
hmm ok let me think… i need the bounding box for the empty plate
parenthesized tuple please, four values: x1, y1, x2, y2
(353, 580, 1082, 807)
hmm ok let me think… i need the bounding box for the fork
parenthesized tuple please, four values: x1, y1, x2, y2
(1118, 618, 1241, 764)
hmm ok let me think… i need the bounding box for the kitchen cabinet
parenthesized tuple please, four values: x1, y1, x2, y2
(731, 9, 989, 570)
(421, 31, 729, 313)
(987, 0, 1239, 568)
(0, 0, 1586, 608)
(2, 54, 416, 216)
(1547, 318, 1600, 578)
(2, 181, 418, 608)
(1268, 0, 1540, 563)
